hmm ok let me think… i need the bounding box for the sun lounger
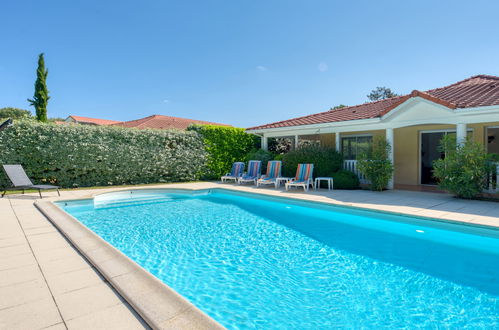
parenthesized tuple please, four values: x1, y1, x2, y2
(221, 162, 245, 183)
(256, 161, 282, 188)
(285, 163, 314, 192)
(2, 164, 60, 198)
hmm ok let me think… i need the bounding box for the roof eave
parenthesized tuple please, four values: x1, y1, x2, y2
(454, 104, 499, 114)
(246, 117, 382, 134)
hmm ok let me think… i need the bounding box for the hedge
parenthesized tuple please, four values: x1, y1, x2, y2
(188, 125, 259, 179)
(0, 121, 207, 188)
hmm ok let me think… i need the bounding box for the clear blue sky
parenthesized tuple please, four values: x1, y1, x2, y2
(2, 1, 499, 128)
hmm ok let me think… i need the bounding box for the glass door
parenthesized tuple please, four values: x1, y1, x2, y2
(420, 131, 455, 185)
(487, 127, 499, 154)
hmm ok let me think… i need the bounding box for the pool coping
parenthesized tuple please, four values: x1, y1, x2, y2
(34, 200, 224, 330)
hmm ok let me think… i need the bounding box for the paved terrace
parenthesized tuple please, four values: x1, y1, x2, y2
(1, 182, 498, 329)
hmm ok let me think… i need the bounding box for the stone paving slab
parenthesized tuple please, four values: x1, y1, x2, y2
(0, 193, 149, 330)
(1, 182, 498, 330)
(0, 297, 63, 330)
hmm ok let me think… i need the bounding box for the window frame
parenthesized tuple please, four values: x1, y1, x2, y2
(341, 134, 373, 160)
(486, 126, 499, 155)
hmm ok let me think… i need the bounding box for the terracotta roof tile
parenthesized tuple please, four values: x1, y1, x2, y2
(112, 115, 231, 130)
(68, 115, 122, 125)
(247, 75, 499, 130)
(426, 75, 499, 108)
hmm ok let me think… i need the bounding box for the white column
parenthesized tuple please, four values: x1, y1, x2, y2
(335, 132, 341, 152)
(456, 123, 467, 146)
(386, 128, 394, 189)
(295, 134, 299, 150)
(261, 135, 268, 150)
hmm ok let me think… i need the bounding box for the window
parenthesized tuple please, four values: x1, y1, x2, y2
(341, 135, 372, 160)
(268, 136, 295, 154)
(298, 134, 320, 148)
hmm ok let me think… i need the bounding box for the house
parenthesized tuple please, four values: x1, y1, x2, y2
(64, 114, 230, 130)
(111, 114, 230, 130)
(246, 75, 499, 190)
(65, 115, 122, 126)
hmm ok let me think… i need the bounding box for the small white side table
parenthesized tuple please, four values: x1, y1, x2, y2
(314, 177, 334, 190)
(275, 177, 292, 188)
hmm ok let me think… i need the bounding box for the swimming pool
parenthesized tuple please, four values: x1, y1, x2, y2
(58, 189, 499, 328)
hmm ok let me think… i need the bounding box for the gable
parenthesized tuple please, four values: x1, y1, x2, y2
(383, 97, 456, 127)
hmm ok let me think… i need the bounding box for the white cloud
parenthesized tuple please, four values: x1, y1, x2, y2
(318, 62, 329, 72)
(256, 65, 268, 71)
(163, 99, 170, 103)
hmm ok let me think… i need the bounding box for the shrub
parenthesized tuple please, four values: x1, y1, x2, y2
(188, 125, 259, 179)
(433, 135, 489, 199)
(332, 170, 360, 189)
(0, 121, 207, 188)
(280, 145, 343, 177)
(245, 149, 275, 173)
(0, 107, 32, 120)
(488, 153, 499, 162)
(357, 136, 394, 191)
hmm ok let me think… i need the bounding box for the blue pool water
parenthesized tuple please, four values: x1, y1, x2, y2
(58, 189, 499, 328)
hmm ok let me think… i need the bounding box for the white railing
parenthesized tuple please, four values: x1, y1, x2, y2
(343, 160, 369, 184)
(484, 162, 499, 193)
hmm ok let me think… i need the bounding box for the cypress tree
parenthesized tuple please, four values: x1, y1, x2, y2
(28, 53, 50, 122)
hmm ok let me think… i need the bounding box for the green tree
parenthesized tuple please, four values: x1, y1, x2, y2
(433, 135, 489, 199)
(0, 107, 32, 119)
(367, 87, 398, 101)
(28, 53, 50, 122)
(47, 117, 66, 123)
(330, 104, 347, 110)
(357, 136, 394, 191)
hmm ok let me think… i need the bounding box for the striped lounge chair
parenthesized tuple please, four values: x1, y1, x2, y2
(238, 160, 262, 185)
(285, 163, 314, 192)
(221, 162, 245, 183)
(256, 161, 282, 188)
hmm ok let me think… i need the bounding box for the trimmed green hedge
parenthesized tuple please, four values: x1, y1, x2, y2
(0, 121, 207, 188)
(188, 125, 259, 179)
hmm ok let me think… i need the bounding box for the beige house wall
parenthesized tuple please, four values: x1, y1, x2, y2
(319, 133, 335, 147)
